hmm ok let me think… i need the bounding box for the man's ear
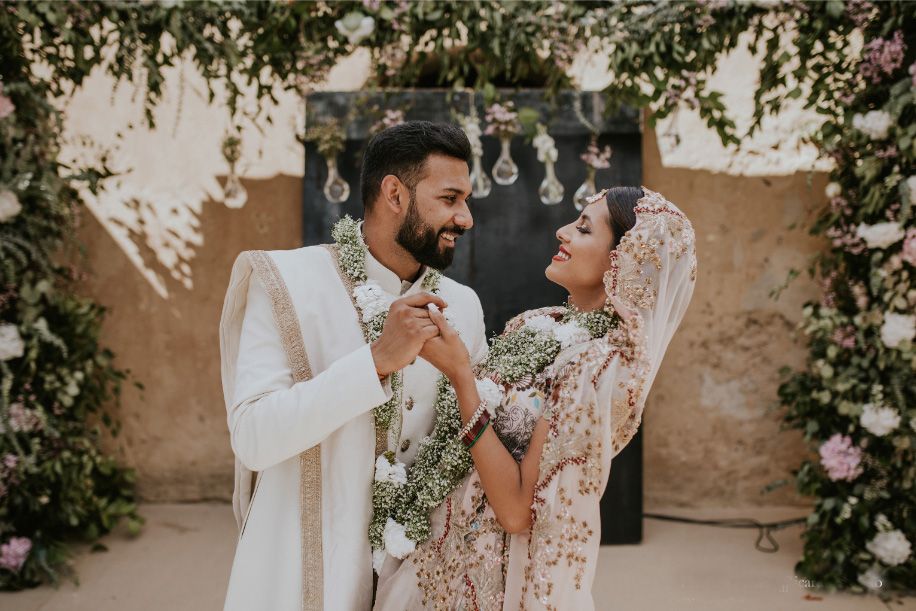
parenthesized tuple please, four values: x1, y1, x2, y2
(379, 175, 405, 214)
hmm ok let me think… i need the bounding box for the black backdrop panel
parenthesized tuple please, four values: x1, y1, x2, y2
(303, 90, 643, 545)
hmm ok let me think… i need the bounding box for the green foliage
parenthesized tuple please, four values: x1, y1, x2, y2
(0, 0, 913, 598)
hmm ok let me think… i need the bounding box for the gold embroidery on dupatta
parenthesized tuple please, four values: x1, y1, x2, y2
(247, 250, 323, 611)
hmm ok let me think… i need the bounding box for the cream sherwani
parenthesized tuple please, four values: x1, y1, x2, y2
(219, 240, 487, 611)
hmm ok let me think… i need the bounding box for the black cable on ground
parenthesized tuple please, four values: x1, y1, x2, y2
(643, 512, 808, 553)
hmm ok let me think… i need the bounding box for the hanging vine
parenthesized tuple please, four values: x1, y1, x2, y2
(0, 0, 912, 599)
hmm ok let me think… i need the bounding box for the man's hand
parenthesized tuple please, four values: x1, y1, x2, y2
(419, 304, 471, 382)
(371, 292, 448, 378)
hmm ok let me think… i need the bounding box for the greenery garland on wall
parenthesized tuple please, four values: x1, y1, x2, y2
(0, 0, 912, 599)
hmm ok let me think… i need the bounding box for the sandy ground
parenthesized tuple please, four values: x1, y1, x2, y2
(0, 503, 911, 611)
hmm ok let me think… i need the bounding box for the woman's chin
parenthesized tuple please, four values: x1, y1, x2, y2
(544, 262, 564, 288)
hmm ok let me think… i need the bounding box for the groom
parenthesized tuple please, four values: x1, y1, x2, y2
(219, 121, 487, 610)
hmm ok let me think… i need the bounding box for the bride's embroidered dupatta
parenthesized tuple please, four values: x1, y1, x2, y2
(374, 187, 697, 610)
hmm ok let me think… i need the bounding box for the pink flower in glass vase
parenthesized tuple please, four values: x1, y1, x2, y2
(580, 142, 612, 169)
(483, 102, 520, 139)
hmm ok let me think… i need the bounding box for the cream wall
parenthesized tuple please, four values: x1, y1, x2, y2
(66, 43, 824, 507)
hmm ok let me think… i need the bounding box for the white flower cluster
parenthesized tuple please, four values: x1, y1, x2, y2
(855, 221, 905, 249)
(866, 528, 912, 566)
(458, 115, 484, 158)
(532, 124, 558, 164)
(0, 324, 24, 361)
(522, 315, 591, 349)
(852, 110, 893, 140)
(353, 280, 393, 323)
(382, 517, 416, 559)
(906, 175, 916, 205)
(859, 402, 901, 436)
(335, 11, 375, 45)
(858, 564, 884, 591)
(880, 312, 915, 349)
(475, 378, 504, 417)
(374, 454, 407, 486)
(0, 189, 21, 223)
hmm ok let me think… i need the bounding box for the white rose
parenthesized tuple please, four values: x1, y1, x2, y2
(866, 530, 912, 566)
(374, 454, 407, 486)
(553, 322, 592, 349)
(857, 565, 884, 591)
(880, 312, 915, 348)
(335, 12, 375, 45)
(855, 221, 905, 249)
(372, 548, 387, 574)
(0, 189, 21, 223)
(824, 182, 842, 199)
(533, 133, 558, 163)
(859, 402, 901, 437)
(475, 378, 505, 416)
(353, 281, 391, 322)
(523, 315, 557, 334)
(0, 324, 24, 361)
(852, 110, 893, 140)
(382, 518, 416, 559)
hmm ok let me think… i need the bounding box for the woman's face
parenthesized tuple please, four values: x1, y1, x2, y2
(545, 201, 615, 294)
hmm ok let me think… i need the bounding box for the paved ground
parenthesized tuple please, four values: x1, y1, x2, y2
(0, 503, 910, 611)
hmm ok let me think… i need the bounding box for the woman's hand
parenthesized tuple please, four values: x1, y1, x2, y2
(419, 304, 471, 382)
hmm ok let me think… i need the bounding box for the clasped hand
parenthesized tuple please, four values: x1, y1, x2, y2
(370, 292, 470, 380)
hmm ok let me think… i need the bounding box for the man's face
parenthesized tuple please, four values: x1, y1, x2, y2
(395, 154, 474, 270)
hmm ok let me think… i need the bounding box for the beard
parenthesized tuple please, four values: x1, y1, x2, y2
(395, 191, 462, 270)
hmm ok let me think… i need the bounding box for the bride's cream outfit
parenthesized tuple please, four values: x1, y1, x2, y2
(374, 187, 697, 610)
(219, 237, 486, 611)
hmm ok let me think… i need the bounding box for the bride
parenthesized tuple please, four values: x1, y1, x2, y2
(372, 186, 697, 610)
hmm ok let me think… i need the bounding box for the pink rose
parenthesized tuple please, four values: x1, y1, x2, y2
(0, 93, 14, 120)
(819, 433, 864, 482)
(0, 536, 31, 572)
(902, 228, 916, 267)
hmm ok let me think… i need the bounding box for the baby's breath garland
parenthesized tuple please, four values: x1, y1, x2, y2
(330, 215, 441, 435)
(369, 297, 619, 571)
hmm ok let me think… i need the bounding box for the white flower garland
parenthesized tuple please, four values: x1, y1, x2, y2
(362, 281, 618, 569)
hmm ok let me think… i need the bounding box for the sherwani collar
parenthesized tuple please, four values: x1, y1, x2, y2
(359, 221, 433, 297)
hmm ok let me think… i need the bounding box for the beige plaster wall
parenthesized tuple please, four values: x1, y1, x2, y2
(65, 43, 828, 507)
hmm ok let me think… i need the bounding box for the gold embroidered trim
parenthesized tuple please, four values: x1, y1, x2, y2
(247, 250, 323, 611)
(321, 244, 389, 457)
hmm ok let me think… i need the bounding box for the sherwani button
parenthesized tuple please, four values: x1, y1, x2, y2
(400, 439, 411, 452)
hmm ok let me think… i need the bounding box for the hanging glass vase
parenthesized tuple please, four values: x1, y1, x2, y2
(491, 135, 519, 186)
(538, 159, 564, 206)
(573, 166, 597, 211)
(323, 155, 350, 204)
(470, 153, 492, 199)
(223, 163, 248, 209)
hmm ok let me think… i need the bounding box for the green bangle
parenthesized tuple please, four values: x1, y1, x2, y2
(468, 420, 490, 449)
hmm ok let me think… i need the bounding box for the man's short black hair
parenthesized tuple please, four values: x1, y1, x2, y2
(360, 121, 472, 211)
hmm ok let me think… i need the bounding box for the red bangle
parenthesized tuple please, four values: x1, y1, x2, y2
(462, 411, 491, 447)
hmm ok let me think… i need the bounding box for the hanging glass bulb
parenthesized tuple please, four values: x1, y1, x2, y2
(491, 135, 519, 186)
(323, 156, 350, 204)
(221, 130, 247, 208)
(223, 163, 248, 209)
(538, 159, 564, 206)
(469, 153, 492, 199)
(573, 166, 597, 211)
